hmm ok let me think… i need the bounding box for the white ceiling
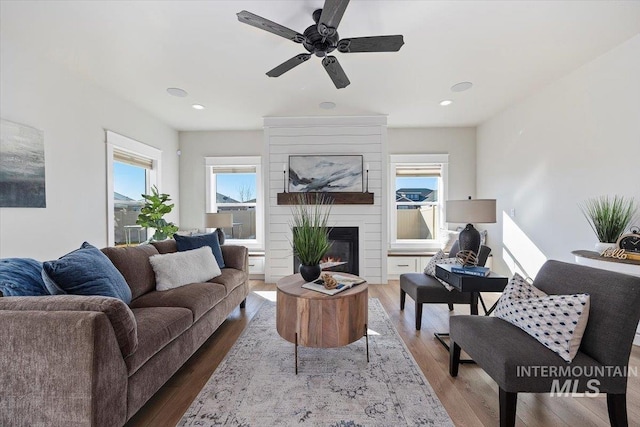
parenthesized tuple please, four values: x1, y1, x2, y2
(2, 1, 639, 131)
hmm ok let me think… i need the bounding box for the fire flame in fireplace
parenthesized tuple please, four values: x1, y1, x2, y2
(321, 256, 342, 264)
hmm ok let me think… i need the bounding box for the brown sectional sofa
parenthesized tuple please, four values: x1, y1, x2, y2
(0, 240, 249, 427)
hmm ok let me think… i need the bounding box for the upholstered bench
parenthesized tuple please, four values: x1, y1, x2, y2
(400, 242, 491, 330)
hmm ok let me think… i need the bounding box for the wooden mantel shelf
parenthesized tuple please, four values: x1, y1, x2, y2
(277, 192, 374, 205)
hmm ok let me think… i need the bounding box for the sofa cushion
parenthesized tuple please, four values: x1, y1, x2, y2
(149, 247, 222, 291)
(42, 242, 132, 304)
(174, 233, 225, 269)
(125, 306, 192, 375)
(494, 273, 590, 362)
(0, 295, 138, 357)
(0, 258, 49, 296)
(209, 268, 248, 295)
(130, 282, 226, 322)
(101, 245, 159, 300)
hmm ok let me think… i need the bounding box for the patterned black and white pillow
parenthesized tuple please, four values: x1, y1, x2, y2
(494, 273, 590, 362)
(423, 250, 458, 291)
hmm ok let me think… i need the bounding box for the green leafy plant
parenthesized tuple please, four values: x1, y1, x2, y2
(579, 195, 637, 243)
(136, 186, 179, 241)
(290, 193, 333, 266)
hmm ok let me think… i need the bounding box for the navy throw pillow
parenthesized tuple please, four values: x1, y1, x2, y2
(174, 233, 225, 268)
(0, 258, 50, 296)
(42, 242, 132, 304)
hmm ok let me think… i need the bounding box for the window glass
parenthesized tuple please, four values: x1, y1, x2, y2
(214, 168, 257, 241)
(395, 173, 440, 240)
(113, 161, 148, 245)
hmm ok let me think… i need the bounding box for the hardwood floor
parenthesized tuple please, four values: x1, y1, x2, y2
(126, 280, 640, 427)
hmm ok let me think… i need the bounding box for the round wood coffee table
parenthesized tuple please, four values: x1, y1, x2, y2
(276, 272, 368, 374)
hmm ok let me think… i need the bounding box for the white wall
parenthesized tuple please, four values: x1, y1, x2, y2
(0, 50, 179, 260)
(477, 35, 640, 278)
(178, 130, 262, 230)
(388, 127, 477, 201)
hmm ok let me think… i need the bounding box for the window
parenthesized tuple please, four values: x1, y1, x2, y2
(389, 154, 448, 250)
(206, 156, 263, 249)
(106, 131, 161, 246)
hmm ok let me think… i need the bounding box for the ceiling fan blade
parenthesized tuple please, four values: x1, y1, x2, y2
(237, 10, 305, 43)
(318, 0, 350, 36)
(337, 35, 405, 53)
(266, 54, 311, 77)
(322, 55, 350, 89)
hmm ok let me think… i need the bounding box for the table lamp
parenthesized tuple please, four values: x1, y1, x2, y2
(446, 197, 496, 254)
(205, 213, 233, 245)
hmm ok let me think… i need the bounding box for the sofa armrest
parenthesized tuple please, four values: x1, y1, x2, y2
(0, 295, 137, 357)
(221, 245, 249, 272)
(0, 310, 128, 427)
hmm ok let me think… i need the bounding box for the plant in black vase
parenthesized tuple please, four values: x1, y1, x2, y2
(290, 193, 333, 282)
(136, 186, 179, 242)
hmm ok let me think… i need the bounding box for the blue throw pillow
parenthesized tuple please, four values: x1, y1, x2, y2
(42, 242, 132, 304)
(0, 258, 50, 296)
(173, 233, 225, 268)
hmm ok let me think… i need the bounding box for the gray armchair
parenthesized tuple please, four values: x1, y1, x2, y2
(449, 260, 640, 427)
(400, 241, 492, 330)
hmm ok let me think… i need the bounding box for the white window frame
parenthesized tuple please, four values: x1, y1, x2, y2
(205, 156, 263, 250)
(106, 130, 161, 246)
(389, 154, 449, 251)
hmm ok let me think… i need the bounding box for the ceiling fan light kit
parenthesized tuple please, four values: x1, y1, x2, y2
(237, 0, 404, 89)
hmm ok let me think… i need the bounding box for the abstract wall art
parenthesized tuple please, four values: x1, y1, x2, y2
(0, 119, 46, 207)
(289, 155, 363, 192)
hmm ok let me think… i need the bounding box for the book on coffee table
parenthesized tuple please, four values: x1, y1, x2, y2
(302, 274, 365, 295)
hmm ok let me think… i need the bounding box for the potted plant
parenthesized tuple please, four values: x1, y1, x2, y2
(579, 195, 637, 253)
(290, 193, 333, 282)
(136, 186, 179, 241)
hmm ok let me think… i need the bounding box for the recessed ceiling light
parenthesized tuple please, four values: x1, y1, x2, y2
(166, 87, 188, 97)
(451, 81, 473, 92)
(192, 104, 205, 110)
(439, 100, 453, 106)
(319, 101, 336, 109)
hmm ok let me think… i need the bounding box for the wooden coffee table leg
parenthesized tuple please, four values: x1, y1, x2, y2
(365, 324, 369, 363)
(295, 332, 298, 375)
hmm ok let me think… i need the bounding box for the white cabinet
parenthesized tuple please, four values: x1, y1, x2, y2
(387, 256, 419, 277)
(387, 255, 435, 278)
(248, 255, 265, 277)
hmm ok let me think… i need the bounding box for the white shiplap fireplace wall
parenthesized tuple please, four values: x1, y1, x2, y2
(264, 116, 388, 284)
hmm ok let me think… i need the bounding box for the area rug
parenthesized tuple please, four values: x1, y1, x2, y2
(178, 298, 453, 426)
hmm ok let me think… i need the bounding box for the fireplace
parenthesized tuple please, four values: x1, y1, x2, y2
(294, 226, 359, 275)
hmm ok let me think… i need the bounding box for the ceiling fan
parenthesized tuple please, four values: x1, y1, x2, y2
(237, 0, 404, 89)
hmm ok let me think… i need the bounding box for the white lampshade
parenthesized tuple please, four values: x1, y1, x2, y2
(446, 199, 496, 224)
(205, 213, 233, 228)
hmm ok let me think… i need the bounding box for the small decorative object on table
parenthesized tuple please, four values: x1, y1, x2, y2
(617, 226, 640, 261)
(456, 250, 478, 267)
(321, 273, 338, 289)
(601, 247, 628, 260)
